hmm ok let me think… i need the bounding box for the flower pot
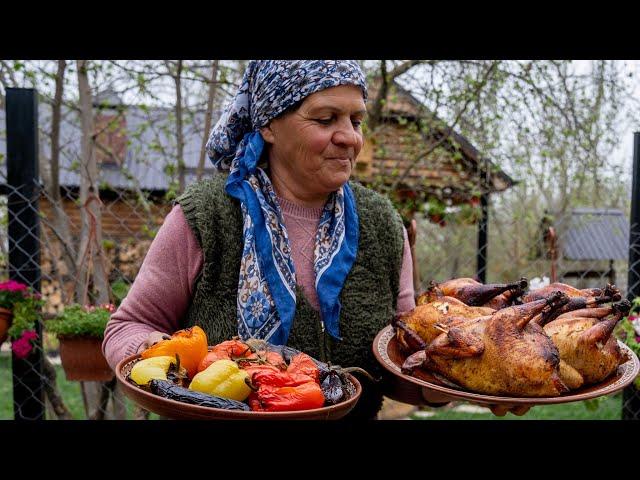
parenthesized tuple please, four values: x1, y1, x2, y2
(0, 307, 12, 345)
(58, 336, 114, 382)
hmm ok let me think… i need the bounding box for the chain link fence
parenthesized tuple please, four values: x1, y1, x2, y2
(1, 89, 638, 421)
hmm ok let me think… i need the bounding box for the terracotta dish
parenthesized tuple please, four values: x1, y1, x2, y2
(373, 325, 640, 406)
(116, 353, 362, 420)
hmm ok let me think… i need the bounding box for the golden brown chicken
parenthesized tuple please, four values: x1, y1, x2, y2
(418, 277, 528, 308)
(543, 300, 631, 386)
(394, 297, 495, 352)
(532, 285, 622, 326)
(402, 292, 571, 397)
(521, 283, 617, 303)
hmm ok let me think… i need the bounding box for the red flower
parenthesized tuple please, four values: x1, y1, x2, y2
(22, 330, 38, 341)
(11, 329, 38, 359)
(0, 280, 28, 292)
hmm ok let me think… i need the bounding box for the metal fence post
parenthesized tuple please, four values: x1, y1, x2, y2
(623, 131, 640, 420)
(6, 88, 44, 420)
(477, 193, 489, 283)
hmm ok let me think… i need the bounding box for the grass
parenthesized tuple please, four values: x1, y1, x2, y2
(0, 353, 159, 420)
(410, 394, 623, 420)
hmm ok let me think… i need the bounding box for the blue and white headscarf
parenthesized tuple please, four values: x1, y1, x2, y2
(206, 60, 367, 345)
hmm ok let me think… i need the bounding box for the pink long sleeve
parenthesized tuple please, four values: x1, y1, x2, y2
(102, 205, 203, 370)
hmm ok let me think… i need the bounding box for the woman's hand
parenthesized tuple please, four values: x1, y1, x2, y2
(422, 387, 532, 416)
(421, 388, 455, 407)
(488, 404, 532, 417)
(136, 331, 172, 353)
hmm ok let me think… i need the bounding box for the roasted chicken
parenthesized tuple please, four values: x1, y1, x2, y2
(521, 282, 614, 303)
(394, 296, 495, 352)
(418, 277, 528, 308)
(543, 300, 631, 386)
(532, 285, 622, 326)
(402, 292, 571, 397)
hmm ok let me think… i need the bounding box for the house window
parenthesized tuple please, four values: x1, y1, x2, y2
(94, 113, 127, 167)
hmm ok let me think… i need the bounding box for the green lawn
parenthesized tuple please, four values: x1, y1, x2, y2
(410, 394, 622, 420)
(0, 353, 158, 420)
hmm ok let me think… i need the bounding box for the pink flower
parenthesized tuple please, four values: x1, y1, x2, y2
(11, 329, 38, 359)
(636, 336, 640, 344)
(21, 330, 38, 341)
(99, 303, 116, 313)
(12, 337, 32, 359)
(0, 280, 28, 292)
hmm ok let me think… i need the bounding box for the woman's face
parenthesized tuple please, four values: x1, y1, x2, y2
(261, 84, 366, 197)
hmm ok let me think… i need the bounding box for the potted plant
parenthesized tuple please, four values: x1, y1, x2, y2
(46, 303, 115, 381)
(0, 280, 43, 359)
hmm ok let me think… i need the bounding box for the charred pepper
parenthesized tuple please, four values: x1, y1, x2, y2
(189, 359, 252, 401)
(129, 355, 187, 386)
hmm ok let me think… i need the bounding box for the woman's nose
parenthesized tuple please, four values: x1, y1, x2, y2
(332, 120, 361, 148)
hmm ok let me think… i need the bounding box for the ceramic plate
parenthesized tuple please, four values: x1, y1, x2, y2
(373, 325, 640, 406)
(116, 354, 361, 420)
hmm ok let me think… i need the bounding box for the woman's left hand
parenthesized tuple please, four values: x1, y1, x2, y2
(488, 404, 532, 417)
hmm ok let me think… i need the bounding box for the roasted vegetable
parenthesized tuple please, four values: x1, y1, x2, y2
(141, 326, 208, 379)
(321, 370, 345, 405)
(241, 350, 287, 370)
(149, 380, 250, 411)
(198, 339, 252, 373)
(250, 369, 315, 387)
(189, 359, 252, 401)
(129, 355, 187, 386)
(248, 381, 325, 412)
(287, 352, 320, 382)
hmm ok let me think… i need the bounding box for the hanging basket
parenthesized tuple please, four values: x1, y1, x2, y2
(0, 307, 13, 346)
(58, 336, 114, 382)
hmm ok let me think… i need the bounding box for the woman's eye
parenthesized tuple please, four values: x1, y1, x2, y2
(351, 119, 363, 128)
(315, 118, 332, 125)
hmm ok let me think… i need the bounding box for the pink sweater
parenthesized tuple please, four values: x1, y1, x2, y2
(102, 200, 416, 370)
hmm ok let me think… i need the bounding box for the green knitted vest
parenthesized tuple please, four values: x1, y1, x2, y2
(176, 174, 404, 419)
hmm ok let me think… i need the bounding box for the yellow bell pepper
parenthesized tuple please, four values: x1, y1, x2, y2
(189, 359, 251, 401)
(130, 356, 179, 385)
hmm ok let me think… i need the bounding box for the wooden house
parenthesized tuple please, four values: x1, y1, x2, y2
(353, 81, 515, 222)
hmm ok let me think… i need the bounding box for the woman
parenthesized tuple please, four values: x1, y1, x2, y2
(103, 60, 416, 419)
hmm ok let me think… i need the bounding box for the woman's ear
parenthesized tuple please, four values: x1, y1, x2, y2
(260, 125, 275, 144)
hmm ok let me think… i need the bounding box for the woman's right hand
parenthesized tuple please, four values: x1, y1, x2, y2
(136, 331, 172, 353)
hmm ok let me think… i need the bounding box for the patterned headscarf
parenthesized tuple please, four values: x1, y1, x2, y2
(206, 60, 367, 345)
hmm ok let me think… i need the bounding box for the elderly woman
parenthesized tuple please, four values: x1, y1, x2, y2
(103, 60, 416, 419)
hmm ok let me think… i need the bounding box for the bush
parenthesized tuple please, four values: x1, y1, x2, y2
(46, 304, 114, 339)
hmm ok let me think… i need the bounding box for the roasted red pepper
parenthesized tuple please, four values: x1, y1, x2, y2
(250, 369, 315, 387)
(241, 350, 287, 370)
(286, 352, 320, 383)
(248, 381, 325, 412)
(246, 353, 324, 411)
(197, 339, 252, 373)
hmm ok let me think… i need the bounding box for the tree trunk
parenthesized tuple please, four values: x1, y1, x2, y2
(197, 60, 219, 181)
(75, 60, 109, 306)
(76, 60, 121, 419)
(42, 355, 74, 419)
(171, 60, 186, 193)
(47, 60, 77, 282)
